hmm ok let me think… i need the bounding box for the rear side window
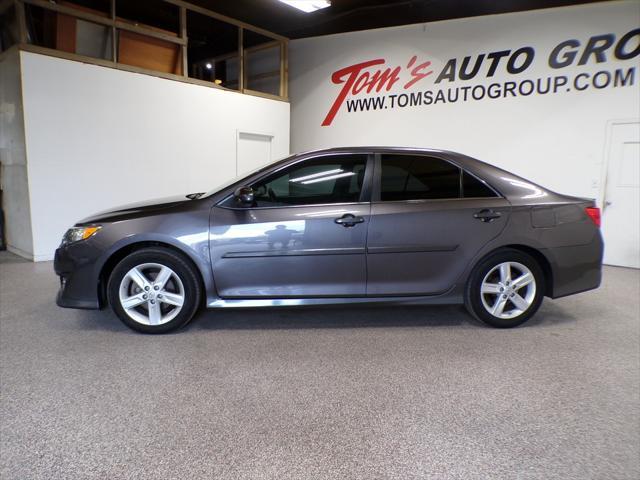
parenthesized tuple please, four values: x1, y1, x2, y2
(380, 154, 460, 201)
(462, 171, 498, 198)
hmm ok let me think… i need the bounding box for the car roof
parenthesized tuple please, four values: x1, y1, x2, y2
(296, 146, 449, 156)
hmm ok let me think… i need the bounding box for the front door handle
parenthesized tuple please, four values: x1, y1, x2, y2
(335, 214, 365, 227)
(473, 209, 502, 222)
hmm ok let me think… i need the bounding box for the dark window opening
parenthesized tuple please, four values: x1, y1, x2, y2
(115, 0, 179, 35)
(233, 155, 368, 208)
(462, 171, 498, 198)
(0, 6, 19, 53)
(244, 30, 281, 96)
(25, 4, 62, 51)
(19, 0, 287, 99)
(64, 0, 111, 17)
(380, 154, 461, 201)
(187, 10, 239, 89)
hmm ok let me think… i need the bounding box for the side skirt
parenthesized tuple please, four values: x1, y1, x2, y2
(207, 291, 462, 309)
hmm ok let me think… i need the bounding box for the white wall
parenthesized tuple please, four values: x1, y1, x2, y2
(19, 51, 290, 260)
(0, 49, 33, 258)
(289, 0, 640, 201)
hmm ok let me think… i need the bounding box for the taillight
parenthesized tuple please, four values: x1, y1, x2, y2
(585, 207, 601, 227)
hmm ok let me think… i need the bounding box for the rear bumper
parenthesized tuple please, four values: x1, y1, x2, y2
(544, 232, 604, 299)
(54, 244, 101, 309)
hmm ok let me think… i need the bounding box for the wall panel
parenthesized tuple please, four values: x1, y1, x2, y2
(19, 51, 290, 260)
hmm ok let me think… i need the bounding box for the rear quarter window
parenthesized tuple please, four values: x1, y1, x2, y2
(462, 171, 498, 198)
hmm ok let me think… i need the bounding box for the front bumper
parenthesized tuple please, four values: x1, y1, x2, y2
(54, 243, 102, 309)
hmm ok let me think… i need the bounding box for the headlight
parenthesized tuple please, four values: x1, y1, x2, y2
(61, 226, 102, 245)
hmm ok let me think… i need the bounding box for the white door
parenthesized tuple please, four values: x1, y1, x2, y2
(236, 131, 273, 176)
(602, 121, 640, 268)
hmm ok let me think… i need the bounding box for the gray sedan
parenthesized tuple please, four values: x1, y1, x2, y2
(54, 147, 603, 333)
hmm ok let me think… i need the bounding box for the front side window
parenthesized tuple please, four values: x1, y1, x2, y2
(247, 154, 368, 208)
(380, 154, 461, 201)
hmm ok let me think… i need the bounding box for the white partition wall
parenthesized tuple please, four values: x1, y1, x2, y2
(289, 0, 639, 204)
(11, 51, 290, 261)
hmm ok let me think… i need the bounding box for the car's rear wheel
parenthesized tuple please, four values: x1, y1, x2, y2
(107, 247, 202, 333)
(464, 249, 545, 328)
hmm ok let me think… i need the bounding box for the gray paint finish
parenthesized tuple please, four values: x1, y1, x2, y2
(210, 202, 371, 297)
(53, 147, 603, 310)
(366, 197, 510, 295)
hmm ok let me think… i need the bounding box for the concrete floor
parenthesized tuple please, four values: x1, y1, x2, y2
(0, 251, 638, 480)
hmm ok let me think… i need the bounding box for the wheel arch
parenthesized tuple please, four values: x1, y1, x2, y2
(97, 240, 207, 307)
(474, 244, 554, 297)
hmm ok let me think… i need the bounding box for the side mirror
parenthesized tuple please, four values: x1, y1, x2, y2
(234, 186, 255, 206)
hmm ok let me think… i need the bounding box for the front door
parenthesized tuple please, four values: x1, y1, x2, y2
(366, 153, 511, 295)
(210, 153, 371, 297)
(602, 121, 640, 268)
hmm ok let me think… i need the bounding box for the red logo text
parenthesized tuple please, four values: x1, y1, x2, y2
(322, 56, 433, 126)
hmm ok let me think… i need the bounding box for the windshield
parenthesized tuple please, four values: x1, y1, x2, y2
(202, 154, 295, 198)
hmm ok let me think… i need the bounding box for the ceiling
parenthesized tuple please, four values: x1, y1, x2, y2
(189, 0, 605, 39)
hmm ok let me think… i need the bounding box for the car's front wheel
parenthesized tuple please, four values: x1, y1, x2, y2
(464, 249, 545, 328)
(107, 247, 202, 333)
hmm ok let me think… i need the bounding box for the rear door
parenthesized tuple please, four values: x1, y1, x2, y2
(366, 153, 511, 296)
(210, 153, 372, 298)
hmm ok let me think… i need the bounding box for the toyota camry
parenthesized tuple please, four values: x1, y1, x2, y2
(54, 147, 603, 333)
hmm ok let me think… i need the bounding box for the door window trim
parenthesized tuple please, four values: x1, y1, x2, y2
(218, 152, 375, 210)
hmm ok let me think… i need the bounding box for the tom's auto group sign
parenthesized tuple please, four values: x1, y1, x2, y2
(321, 28, 640, 126)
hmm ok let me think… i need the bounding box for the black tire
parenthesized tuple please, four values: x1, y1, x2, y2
(464, 248, 545, 328)
(107, 247, 202, 334)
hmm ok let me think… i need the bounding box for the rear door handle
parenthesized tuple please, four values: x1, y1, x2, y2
(335, 213, 365, 227)
(473, 209, 502, 222)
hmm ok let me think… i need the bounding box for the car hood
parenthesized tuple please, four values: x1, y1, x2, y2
(77, 194, 199, 224)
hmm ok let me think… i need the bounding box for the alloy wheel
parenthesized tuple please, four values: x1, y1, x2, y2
(118, 263, 185, 326)
(480, 261, 536, 319)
